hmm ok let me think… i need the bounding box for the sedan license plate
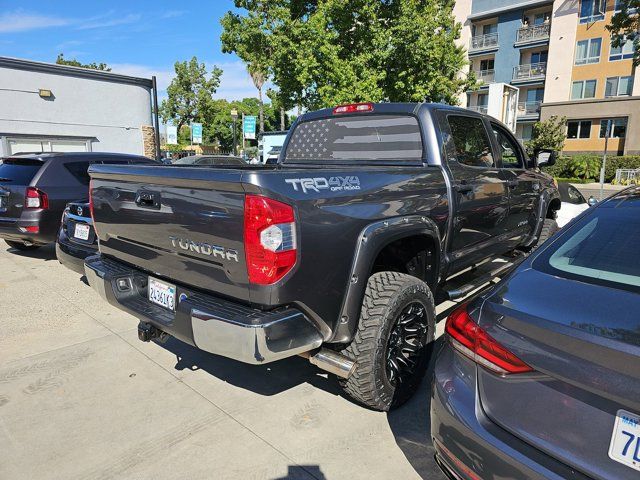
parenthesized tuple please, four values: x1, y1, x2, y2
(73, 223, 91, 241)
(148, 277, 176, 311)
(608, 409, 640, 472)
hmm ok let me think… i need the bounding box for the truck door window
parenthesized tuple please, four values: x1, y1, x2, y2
(446, 115, 495, 168)
(491, 124, 524, 169)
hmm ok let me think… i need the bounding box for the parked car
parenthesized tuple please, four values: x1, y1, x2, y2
(264, 145, 282, 164)
(556, 182, 590, 228)
(172, 155, 246, 166)
(56, 200, 96, 274)
(432, 185, 640, 479)
(0, 152, 154, 251)
(85, 102, 560, 410)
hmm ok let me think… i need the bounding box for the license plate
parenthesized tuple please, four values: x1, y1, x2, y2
(608, 409, 640, 472)
(73, 223, 91, 241)
(148, 277, 176, 311)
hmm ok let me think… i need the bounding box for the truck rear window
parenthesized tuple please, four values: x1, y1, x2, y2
(0, 158, 44, 184)
(284, 115, 423, 164)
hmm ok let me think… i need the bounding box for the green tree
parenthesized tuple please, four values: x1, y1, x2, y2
(55, 53, 111, 71)
(606, 0, 640, 66)
(221, 6, 272, 133)
(525, 116, 567, 157)
(221, 0, 475, 112)
(159, 57, 223, 135)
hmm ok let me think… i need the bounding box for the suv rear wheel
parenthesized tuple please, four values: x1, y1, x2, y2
(5, 240, 41, 251)
(339, 272, 435, 411)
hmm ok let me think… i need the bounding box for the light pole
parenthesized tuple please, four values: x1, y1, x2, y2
(230, 108, 238, 155)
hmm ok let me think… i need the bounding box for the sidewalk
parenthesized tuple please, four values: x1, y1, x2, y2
(572, 182, 626, 201)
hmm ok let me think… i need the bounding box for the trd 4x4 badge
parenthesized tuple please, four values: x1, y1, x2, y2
(285, 176, 361, 194)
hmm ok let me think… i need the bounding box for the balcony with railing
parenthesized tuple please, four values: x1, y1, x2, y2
(512, 62, 547, 82)
(469, 33, 499, 53)
(515, 23, 551, 45)
(474, 69, 495, 84)
(467, 105, 489, 114)
(517, 101, 542, 118)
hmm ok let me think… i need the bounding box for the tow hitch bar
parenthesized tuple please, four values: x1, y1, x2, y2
(137, 322, 164, 342)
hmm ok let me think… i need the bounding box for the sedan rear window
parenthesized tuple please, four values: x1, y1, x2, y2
(533, 194, 640, 292)
(284, 115, 423, 165)
(0, 158, 44, 184)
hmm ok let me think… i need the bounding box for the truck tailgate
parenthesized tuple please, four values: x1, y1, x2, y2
(89, 165, 251, 302)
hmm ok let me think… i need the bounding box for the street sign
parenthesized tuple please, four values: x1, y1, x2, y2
(243, 116, 257, 140)
(192, 123, 203, 144)
(166, 125, 178, 145)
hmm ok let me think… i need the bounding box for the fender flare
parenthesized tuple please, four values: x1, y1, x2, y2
(524, 187, 561, 247)
(329, 215, 442, 344)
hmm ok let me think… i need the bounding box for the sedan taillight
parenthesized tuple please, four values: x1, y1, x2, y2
(25, 187, 49, 209)
(445, 303, 533, 375)
(244, 195, 297, 285)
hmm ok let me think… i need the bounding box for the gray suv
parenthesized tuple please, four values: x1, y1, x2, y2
(0, 152, 153, 250)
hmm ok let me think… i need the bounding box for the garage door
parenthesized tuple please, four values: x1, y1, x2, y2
(8, 138, 88, 155)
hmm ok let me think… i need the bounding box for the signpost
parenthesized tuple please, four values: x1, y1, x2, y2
(191, 123, 203, 145)
(166, 125, 178, 145)
(243, 116, 257, 140)
(599, 119, 612, 201)
(231, 109, 238, 155)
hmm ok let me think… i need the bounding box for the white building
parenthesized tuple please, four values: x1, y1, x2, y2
(0, 57, 158, 157)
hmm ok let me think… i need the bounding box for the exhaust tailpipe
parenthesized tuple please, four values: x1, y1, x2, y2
(300, 349, 356, 379)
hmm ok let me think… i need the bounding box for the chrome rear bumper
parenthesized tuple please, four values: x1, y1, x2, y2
(84, 255, 323, 364)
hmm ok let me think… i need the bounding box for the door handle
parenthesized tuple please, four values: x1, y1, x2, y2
(135, 191, 160, 209)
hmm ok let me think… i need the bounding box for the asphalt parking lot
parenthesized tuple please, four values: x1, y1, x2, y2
(0, 240, 451, 480)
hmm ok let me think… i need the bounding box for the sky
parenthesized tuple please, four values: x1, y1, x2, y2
(0, 0, 257, 101)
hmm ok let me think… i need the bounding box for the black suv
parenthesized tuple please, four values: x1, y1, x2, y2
(0, 152, 154, 251)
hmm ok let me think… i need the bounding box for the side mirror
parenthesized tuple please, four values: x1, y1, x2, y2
(588, 196, 598, 207)
(535, 149, 557, 167)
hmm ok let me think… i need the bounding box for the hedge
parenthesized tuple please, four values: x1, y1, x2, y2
(542, 155, 640, 183)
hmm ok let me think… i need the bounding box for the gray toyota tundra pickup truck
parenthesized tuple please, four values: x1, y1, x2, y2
(85, 102, 560, 410)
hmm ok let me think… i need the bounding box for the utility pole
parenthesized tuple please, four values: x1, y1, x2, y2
(599, 119, 611, 201)
(230, 108, 238, 155)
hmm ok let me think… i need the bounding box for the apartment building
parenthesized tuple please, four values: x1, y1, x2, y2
(455, 0, 640, 155)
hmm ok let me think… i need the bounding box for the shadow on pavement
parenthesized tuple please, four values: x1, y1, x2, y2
(159, 336, 348, 399)
(387, 337, 447, 480)
(274, 465, 327, 480)
(5, 242, 57, 261)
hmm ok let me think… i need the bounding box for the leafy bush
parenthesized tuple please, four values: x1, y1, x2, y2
(542, 155, 640, 183)
(567, 155, 601, 180)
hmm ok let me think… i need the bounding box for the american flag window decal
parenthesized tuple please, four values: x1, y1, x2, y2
(284, 115, 423, 163)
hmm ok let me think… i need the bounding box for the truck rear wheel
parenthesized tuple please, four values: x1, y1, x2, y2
(339, 272, 435, 411)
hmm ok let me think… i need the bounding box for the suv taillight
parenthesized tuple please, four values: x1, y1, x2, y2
(25, 187, 49, 209)
(244, 195, 297, 285)
(445, 303, 533, 375)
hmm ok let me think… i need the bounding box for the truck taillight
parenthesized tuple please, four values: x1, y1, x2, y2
(25, 187, 48, 209)
(445, 303, 533, 375)
(244, 195, 297, 285)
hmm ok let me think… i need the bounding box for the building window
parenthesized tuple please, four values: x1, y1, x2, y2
(609, 35, 635, 61)
(599, 118, 628, 138)
(575, 38, 602, 65)
(579, 0, 605, 23)
(605, 76, 634, 97)
(479, 59, 495, 71)
(567, 120, 592, 139)
(483, 23, 498, 35)
(615, 0, 638, 13)
(571, 79, 597, 99)
(530, 50, 548, 64)
(521, 124, 534, 141)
